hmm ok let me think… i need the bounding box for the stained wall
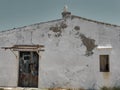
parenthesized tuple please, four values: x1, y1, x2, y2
(0, 15, 120, 89)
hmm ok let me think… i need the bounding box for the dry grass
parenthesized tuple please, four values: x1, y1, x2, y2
(48, 88, 85, 90)
(101, 86, 120, 90)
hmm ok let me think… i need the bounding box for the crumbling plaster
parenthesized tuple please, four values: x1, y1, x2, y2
(0, 15, 120, 89)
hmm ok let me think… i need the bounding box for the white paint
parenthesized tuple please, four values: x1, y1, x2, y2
(97, 45, 112, 49)
(0, 13, 120, 89)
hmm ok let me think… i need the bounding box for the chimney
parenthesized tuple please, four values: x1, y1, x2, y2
(62, 5, 71, 18)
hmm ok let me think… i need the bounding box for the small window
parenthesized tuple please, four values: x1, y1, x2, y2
(100, 55, 109, 72)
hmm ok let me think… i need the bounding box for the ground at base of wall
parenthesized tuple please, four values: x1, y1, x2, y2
(0, 87, 44, 90)
(0, 88, 96, 90)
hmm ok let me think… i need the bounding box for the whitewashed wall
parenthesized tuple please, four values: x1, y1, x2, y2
(0, 15, 120, 89)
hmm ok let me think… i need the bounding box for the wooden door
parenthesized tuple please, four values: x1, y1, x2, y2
(18, 51, 39, 87)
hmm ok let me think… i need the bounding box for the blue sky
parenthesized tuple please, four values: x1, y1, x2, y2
(0, 0, 120, 31)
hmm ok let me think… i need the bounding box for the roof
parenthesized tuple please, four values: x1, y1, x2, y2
(71, 15, 120, 27)
(0, 14, 120, 33)
(0, 19, 63, 33)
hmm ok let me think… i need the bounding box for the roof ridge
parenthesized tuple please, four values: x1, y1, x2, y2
(71, 15, 120, 27)
(0, 19, 63, 33)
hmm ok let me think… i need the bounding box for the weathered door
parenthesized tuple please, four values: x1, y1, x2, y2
(18, 51, 39, 87)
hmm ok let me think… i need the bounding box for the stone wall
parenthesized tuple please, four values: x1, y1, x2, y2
(0, 15, 120, 89)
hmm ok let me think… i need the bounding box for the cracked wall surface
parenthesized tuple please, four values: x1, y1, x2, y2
(0, 15, 120, 89)
(79, 34, 97, 56)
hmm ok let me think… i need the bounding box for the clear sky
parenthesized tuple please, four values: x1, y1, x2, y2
(0, 0, 120, 31)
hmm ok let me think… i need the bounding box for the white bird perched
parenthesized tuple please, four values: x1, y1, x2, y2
(63, 5, 68, 12)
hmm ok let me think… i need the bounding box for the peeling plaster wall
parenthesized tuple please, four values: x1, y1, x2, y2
(0, 16, 120, 89)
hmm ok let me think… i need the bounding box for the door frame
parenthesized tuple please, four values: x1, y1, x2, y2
(18, 51, 39, 88)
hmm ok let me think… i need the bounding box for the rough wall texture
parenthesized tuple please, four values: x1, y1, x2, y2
(0, 15, 120, 89)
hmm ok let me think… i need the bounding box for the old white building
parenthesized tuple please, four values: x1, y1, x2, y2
(0, 8, 120, 89)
